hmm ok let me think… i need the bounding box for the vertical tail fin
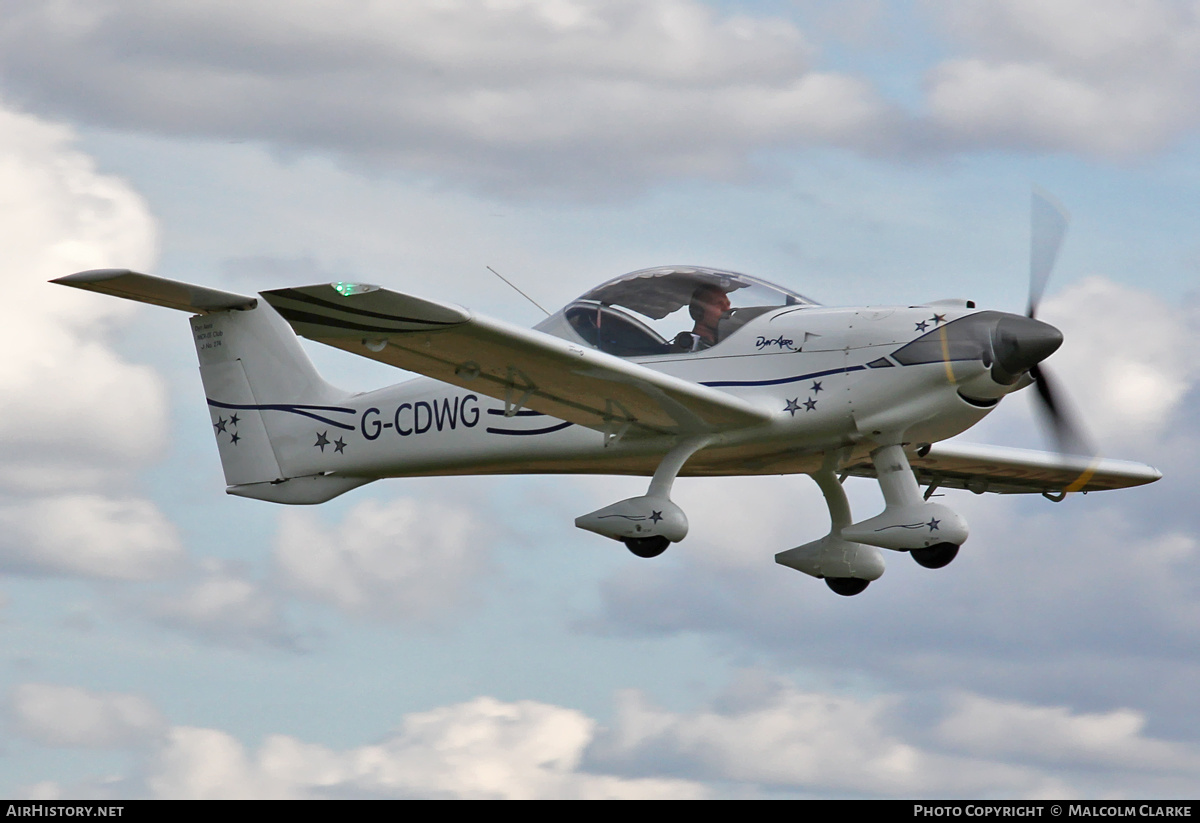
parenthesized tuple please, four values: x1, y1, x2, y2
(54, 270, 369, 503)
(192, 303, 343, 484)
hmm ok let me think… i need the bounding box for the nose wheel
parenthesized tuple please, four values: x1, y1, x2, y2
(624, 536, 670, 558)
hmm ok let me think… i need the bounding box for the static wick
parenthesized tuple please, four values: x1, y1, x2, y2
(487, 266, 550, 317)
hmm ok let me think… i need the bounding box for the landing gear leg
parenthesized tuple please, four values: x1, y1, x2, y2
(576, 436, 713, 557)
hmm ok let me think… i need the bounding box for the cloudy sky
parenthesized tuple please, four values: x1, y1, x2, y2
(2, 0, 1199, 799)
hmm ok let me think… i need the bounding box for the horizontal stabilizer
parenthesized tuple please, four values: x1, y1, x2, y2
(53, 269, 257, 314)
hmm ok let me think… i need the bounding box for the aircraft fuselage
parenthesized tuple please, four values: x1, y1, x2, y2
(245, 302, 1001, 483)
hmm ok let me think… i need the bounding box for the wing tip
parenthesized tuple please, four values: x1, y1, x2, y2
(51, 267, 139, 285)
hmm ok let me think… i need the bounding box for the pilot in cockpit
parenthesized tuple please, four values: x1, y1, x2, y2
(672, 284, 731, 352)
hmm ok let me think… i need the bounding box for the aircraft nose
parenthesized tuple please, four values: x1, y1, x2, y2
(990, 314, 1063, 385)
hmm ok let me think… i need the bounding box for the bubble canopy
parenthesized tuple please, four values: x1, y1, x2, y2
(539, 266, 818, 358)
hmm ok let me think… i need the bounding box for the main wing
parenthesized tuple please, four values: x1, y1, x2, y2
(841, 441, 1161, 495)
(261, 283, 771, 437)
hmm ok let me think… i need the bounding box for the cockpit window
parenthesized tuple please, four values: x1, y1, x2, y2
(543, 266, 816, 358)
(564, 303, 670, 357)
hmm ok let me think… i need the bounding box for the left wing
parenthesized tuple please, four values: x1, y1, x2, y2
(840, 441, 1161, 495)
(261, 283, 771, 437)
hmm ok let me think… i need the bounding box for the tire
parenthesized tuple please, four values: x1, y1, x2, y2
(624, 536, 670, 558)
(911, 542, 960, 569)
(825, 577, 869, 596)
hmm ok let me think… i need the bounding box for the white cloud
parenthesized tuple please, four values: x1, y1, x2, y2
(0, 99, 189, 588)
(6, 0, 1200, 192)
(141, 683, 1200, 798)
(937, 693, 1200, 773)
(273, 497, 490, 621)
(147, 727, 269, 800)
(927, 58, 1187, 156)
(18, 781, 64, 800)
(0, 494, 185, 581)
(930, 0, 1200, 76)
(0, 0, 899, 197)
(11, 683, 166, 748)
(146, 697, 707, 799)
(1038, 276, 1200, 450)
(595, 677, 1065, 796)
(22, 680, 1200, 798)
(926, 0, 1200, 156)
(141, 560, 300, 649)
(0, 100, 166, 493)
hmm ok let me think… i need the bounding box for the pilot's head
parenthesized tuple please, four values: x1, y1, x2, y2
(689, 284, 730, 323)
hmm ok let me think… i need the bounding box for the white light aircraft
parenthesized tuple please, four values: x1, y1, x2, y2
(54, 194, 1160, 595)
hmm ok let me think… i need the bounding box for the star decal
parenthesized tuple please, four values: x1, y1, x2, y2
(930, 314, 946, 325)
(229, 432, 240, 446)
(810, 381, 823, 393)
(804, 397, 818, 411)
(314, 431, 330, 452)
(926, 518, 940, 531)
(213, 417, 228, 434)
(784, 398, 801, 417)
(915, 320, 929, 332)
(230, 413, 240, 426)
(650, 510, 663, 523)
(334, 437, 347, 454)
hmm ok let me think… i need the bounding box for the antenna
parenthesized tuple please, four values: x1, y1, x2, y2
(487, 265, 550, 317)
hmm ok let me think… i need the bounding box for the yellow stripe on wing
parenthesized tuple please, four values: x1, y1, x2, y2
(1063, 460, 1100, 493)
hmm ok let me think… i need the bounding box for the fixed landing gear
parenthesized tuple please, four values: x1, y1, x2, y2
(839, 444, 968, 552)
(775, 465, 886, 588)
(910, 542, 959, 569)
(576, 436, 713, 558)
(825, 577, 870, 596)
(624, 536, 670, 558)
(777, 444, 970, 595)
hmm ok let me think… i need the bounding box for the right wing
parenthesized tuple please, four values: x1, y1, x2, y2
(261, 283, 771, 437)
(841, 440, 1161, 495)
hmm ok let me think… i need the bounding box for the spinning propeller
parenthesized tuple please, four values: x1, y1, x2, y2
(1023, 189, 1094, 459)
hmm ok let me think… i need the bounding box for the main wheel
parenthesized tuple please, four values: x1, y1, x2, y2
(911, 542, 960, 569)
(825, 577, 869, 596)
(624, 536, 670, 558)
